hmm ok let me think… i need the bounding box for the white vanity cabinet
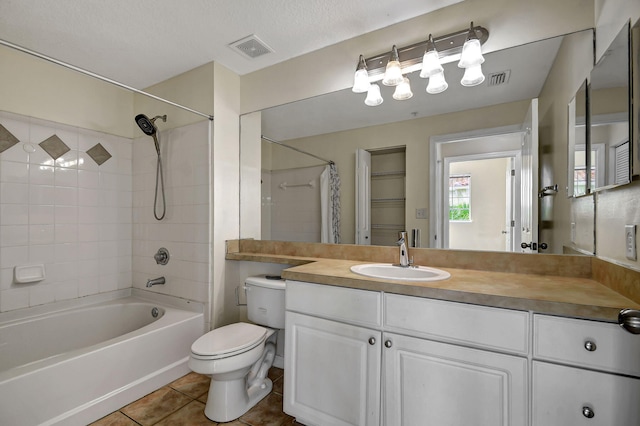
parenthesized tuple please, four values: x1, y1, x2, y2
(532, 314, 640, 425)
(284, 281, 530, 426)
(284, 281, 383, 426)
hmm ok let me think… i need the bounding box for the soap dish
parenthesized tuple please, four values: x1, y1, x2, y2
(14, 264, 46, 283)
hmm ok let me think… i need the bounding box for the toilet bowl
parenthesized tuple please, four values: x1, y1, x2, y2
(188, 275, 285, 422)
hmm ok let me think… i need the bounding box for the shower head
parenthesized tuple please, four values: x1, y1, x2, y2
(134, 114, 167, 136)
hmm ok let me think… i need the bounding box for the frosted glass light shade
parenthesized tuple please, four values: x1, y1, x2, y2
(427, 71, 448, 94)
(458, 38, 485, 68)
(352, 68, 371, 93)
(382, 61, 403, 86)
(364, 84, 383, 106)
(460, 63, 485, 87)
(420, 50, 443, 78)
(393, 77, 413, 100)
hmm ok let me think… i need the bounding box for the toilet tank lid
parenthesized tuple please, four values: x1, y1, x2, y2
(245, 275, 286, 290)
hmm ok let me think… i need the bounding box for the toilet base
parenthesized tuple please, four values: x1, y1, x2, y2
(204, 376, 273, 422)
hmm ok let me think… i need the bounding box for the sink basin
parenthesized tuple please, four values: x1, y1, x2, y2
(350, 263, 451, 282)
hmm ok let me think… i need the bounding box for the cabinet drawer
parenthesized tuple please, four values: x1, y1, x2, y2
(286, 280, 382, 329)
(384, 293, 529, 354)
(532, 361, 640, 426)
(534, 314, 640, 376)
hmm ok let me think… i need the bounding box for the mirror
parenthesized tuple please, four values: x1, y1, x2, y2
(247, 32, 594, 248)
(568, 80, 589, 197)
(589, 22, 631, 191)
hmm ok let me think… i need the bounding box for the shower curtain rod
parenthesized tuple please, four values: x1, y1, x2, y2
(261, 135, 334, 165)
(0, 39, 214, 121)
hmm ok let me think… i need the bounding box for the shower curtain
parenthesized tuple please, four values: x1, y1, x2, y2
(320, 163, 341, 243)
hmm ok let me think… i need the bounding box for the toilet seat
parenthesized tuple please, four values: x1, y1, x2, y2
(191, 322, 267, 360)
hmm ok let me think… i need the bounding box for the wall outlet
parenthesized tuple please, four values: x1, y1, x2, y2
(415, 208, 428, 219)
(625, 224, 637, 260)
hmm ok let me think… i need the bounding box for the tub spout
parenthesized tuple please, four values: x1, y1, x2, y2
(146, 277, 165, 287)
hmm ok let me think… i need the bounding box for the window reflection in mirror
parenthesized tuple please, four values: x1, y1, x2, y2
(589, 22, 631, 190)
(568, 80, 589, 197)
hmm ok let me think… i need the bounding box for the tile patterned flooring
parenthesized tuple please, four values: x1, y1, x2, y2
(91, 368, 303, 426)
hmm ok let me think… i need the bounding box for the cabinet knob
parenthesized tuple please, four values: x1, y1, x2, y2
(582, 406, 595, 418)
(368, 337, 376, 345)
(584, 341, 597, 352)
(384, 340, 393, 348)
(619, 309, 640, 334)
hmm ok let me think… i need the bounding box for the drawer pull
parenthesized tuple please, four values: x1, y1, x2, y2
(384, 340, 393, 348)
(584, 341, 597, 352)
(582, 406, 595, 418)
(368, 337, 376, 345)
(619, 309, 640, 334)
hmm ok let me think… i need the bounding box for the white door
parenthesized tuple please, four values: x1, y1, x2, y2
(284, 311, 381, 426)
(532, 361, 640, 425)
(383, 332, 528, 426)
(520, 99, 539, 252)
(355, 148, 371, 245)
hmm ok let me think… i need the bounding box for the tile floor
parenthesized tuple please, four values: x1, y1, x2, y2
(91, 367, 303, 426)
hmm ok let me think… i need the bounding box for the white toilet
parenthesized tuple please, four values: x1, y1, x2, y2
(188, 275, 286, 422)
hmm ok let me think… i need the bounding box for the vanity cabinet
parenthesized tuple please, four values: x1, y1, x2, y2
(284, 281, 529, 426)
(532, 314, 640, 425)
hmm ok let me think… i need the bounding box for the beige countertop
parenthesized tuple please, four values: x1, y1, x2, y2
(226, 240, 640, 322)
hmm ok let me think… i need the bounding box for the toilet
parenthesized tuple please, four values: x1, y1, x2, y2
(188, 275, 286, 422)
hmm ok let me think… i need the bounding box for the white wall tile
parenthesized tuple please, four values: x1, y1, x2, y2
(1, 204, 29, 225)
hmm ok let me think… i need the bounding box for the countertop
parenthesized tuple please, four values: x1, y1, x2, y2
(226, 240, 640, 322)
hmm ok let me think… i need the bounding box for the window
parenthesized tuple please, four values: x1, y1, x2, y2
(449, 175, 471, 221)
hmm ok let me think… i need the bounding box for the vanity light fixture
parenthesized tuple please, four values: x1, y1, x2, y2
(458, 22, 486, 86)
(351, 22, 488, 105)
(382, 45, 404, 86)
(352, 55, 371, 93)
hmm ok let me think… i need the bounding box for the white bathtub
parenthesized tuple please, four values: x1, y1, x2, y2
(0, 290, 204, 426)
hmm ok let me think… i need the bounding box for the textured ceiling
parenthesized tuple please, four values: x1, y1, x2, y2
(0, 0, 462, 89)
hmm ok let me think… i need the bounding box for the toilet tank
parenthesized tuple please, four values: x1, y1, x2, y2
(245, 275, 286, 328)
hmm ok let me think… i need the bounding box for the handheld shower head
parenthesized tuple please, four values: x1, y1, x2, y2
(135, 114, 156, 136)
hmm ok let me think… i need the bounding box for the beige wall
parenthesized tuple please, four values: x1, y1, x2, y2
(0, 45, 134, 137)
(266, 100, 529, 244)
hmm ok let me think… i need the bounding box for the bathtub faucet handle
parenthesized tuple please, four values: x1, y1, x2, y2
(146, 277, 166, 287)
(154, 247, 170, 265)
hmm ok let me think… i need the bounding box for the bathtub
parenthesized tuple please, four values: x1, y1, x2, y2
(0, 289, 204, 426)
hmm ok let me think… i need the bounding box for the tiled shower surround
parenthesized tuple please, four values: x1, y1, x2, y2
(0, 110, 211, 313)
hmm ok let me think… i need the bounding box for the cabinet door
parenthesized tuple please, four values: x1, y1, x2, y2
(532, 361, 640, 426)
(383, 333, 528, 426)
(284, 311, 381, 426)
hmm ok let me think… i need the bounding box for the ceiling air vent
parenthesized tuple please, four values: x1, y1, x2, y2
(229, 34, 274, 59)
(488, 70, 511, 86)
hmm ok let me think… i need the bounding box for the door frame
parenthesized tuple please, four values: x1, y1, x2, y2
(429, 124, 523, 249)
(442, 150, 522, 251)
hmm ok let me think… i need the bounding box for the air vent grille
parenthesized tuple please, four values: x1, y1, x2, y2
(229, 35, 273, 59)
(488, 70, 511, 86)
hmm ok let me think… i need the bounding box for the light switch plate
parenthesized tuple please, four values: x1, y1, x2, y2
(625, 224, 637, 260)
(415, 208, 427, 219)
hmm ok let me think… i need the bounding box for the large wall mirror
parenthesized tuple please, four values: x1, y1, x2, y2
(241, 29, 599, 253)
(589, 22, 632, 191)
(568, 80, 589, 197)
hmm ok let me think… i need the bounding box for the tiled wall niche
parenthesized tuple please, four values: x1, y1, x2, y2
(0, 111, 133, 311)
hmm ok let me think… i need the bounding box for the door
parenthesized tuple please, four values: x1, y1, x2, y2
(284, 311, 381, 426)
(355, 148, 371, 245)
(520, 99, 539, 252)
(383, 332, 528, 426)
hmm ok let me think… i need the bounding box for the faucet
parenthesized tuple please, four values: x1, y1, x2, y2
(396, 232, 411, 267)
(146, 277, 166, 287)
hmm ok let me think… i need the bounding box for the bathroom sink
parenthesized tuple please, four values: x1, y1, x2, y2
(350, 263, 451, 282)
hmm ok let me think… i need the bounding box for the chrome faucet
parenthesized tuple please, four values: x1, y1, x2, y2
(146, 277, 166, 287)
(396, 232, 411, 267)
